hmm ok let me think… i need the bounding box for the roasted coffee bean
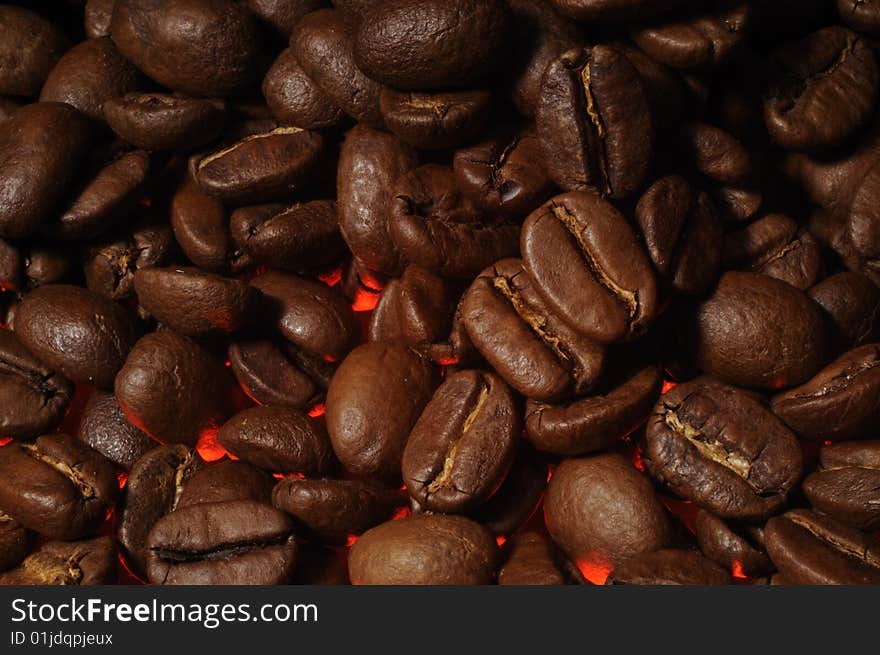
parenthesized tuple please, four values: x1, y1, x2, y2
(453, 126, 554, 218)
(0, 536, 116, 585)
(389, 165, 521, 279)
(231, 200, 343, 273)
(722, 214, 824, 291)
(353, 0, 510, 90)
(765, 27, 878, 152)
(272, 478, 403, 544)
(536, 46, 653, 199)
(110, 0, 261, 97)
(0, 103, 92, 239)
(82, 218, 176, 300)
(39, 37, 143, 123)
(631, 1, 751, 70)
(549, 0, 682, 22)
(525, 364, 661, 456)
(105, 93, 226, 152)
(545, 454, 672, 570)
(379, 89, 492, 151)
(219, 406, 335, 475)
(688, 271, 830, 390)
(337, 125, 418, 276)
(838, 0, 880, 35)
(771, 344, 880, 441)
(809, 273, 880, 350)
(193, 126, 324, 205)
(171, 176, 253, 275)
(764, 509, 880, 585)
(681, 122, 752, 185)
(695, 510, 773, 578)
(246, 0, 328, 36)
(117, 445, 201, 576)
(263, 48, 344, 130)
(228, 339, 329, 409)
(0, 329, 73, 439)
(462, 259, 605, 402)
(349, 514, 498, 585)
(15, 284, 140, 389)
(22, 245, 74, 290)
(522, 191, 659, 343)
(369, 266, 454, 348)
(326, 342, 435, 480)
(803, 441, 880, 531)
(635, 175, 722, 296)
(0, 7, 69, 97)
(402, 370, 518, 514)
(85, 0, 116, 39)
(0, 434, 118, 540)
(115, 331, 235, 445)
(0, 512, 32, 573)
(176, 459, 274, 508)
(613, 40, 685, 132)
(292, 9, 386, 128)
(713, 185, 763, 224)
(77, 391, 155, 471)
(251, 271, 358, 360)
(145, 500, 297, 585)
(498, 532, 576, 586)
(606, 549, 731, 585)
(644, 377, 803, 521)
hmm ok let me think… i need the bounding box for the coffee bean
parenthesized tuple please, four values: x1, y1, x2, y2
(544, 453, 672, 569)
(765, 509, 880, 585)
(695, 510, 773, 578)
(145, 500, 297, 585)
(522, 191, 659, 342)
(498, 532, 578, 586)
(85, 0, 116, 39)
(803, 441, 880, 531)
(809, 272, 880, 350)
(245, 0, 329, 37)
(176, 459, 275, 508)
(348, 514, 498, 585)
(227, 339, 328, 409)
(326, 342, 435, 480)
(838, 0, 880, 35)
(263, 48, 344, 130)
(0, 434, 118, 540)
(606, 549, 731, 585)
(115, 331, 235, 445)
(0, 536, 116, 585)
(77, 391, 156, 471)
(0, 512, 32, 573)
(22, 246, 74, 290)
(379, 89, 492, 151)
(549, 0, 683, 22)
(0, 7, 69, 97)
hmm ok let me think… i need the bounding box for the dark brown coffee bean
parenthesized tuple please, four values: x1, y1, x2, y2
(0, 329, 73, 439)
(337, 125, 418, 276)
(771, 344, 880, 441)
(77, 391, 155, 471)
(606, 549, 731, 585)
(803, 441, 880, 531)
(389, 165, 521, 279)
(695, 510, 773, 578)
(549, 0, 682, 22)
(369, 267, 454, 349)
(536, 45, 653, 199)
(644, 377, 803, 521)
(0, 434, 118, 540)
(525, 364, 661, 456)
(85, 0, 116, 39)
(379, 89, 492, 151)
(110, 0, 261, 97)
(462, 259, 605, 402)
(631, 1, 751, 70)
(353, 0, 510, 90)
(292, 9, 386, 128)
(635, 175, 722, 296)
(251, 271, 358, 361)
(838, 0, 880, 35)
(765, 27, 878, 152)
(272, 477, 403, 544)
(809, 272, 880, 349)
(231, 200, 343, 273)
(681, 122, 752, 185)
(545, 454, 672, 570)
(115, 331, 235, 445)
(713, 185, 763, 224)
(15, 284, 140, 389)
(117, 445, 201, 576)
(263, 48, 344, 129)
(326, 342, 435, 480)
(145, 500, 297, 585)
(0, 7, 69, 97)
(0, 103, 92, 239)
(522, 191, 659, 343)
(453, 126, 554, 218)
(402, 370, 518, 514)
(39, 37, 143, 123)
(765, 509, 880, 585)
(246, 0, 328, 36)
(498, 532, 577, 586)
(193, 126, 324, 205)
(688, 271, 830, 390)
(0, 536, 116, 585)
(349, 514, 498, 585)
(105, 93, 226, 151)
(0, 512, 32, 573)
(171, 176, 253, 275)
(228, 339, 327, 409)
(22, 245, 74, 290)
(176, 459, 275, 508)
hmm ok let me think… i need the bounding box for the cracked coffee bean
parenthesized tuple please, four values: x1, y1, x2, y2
(0, 512, 32, 574)
(0, 536, 116, 586)
(379, 89, 492, 151)
(695, 510, 773, 578)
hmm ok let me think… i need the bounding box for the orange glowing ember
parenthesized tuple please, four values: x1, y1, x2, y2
(823, 440, 832, 446)
(317, 266, 343, 288)
(577, 553, 614, 585)
(732, 560, 747, 579)
(0, 437, 11, 447)
(391, 506, 411, 521)
(308, 403, 325, 418)
(346, 535, 358, 547)
(632, 448, 646, 472)
(435, 355, 460, 367)
(272, 472, 305, 479)
(351, 287, 380, 312)
(661, 380, 678, 394)
(117, 472, 128, 489)
(196, 428, 235, 462)
(495, 535, 507, 547)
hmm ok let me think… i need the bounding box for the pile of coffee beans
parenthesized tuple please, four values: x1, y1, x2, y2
(1, 0, 880, 586)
